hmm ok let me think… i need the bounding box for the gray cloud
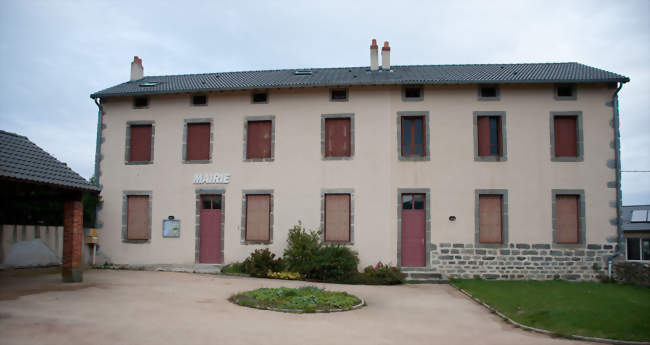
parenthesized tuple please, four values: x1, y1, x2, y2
(1, 0, 647, 204)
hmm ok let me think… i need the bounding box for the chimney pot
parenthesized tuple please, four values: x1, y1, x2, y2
(370, 38, 379, 71)
(130, 56, 144, 81)
(381, 41, 390, 70)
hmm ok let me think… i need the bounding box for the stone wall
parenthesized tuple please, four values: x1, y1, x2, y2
(430, 242, 616, 281)
(613, 262, 650, 287)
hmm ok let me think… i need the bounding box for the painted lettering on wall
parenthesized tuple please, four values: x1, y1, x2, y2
(193, 173, 231, 184)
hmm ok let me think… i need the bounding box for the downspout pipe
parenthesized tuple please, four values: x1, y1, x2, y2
(92, 98, 104, 228)
(607, 82, 624, 278)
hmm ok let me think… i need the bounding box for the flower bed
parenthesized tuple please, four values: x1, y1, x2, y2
(229, 286, 364, 313)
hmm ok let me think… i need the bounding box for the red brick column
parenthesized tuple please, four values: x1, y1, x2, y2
(62, 199, 83, 282)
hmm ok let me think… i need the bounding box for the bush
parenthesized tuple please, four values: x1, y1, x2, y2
(355, 262, 405, 285)
(242, 249, 284, 277)
(283, 221, 321, 275)
(310, 245, 359, 282)
(266, 271, 303, 280)
(221, 262, 246, 274)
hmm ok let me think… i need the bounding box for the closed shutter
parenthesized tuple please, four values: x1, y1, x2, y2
(129, 125, 152, 162)
(246, 195, 270, 242)
(479, 195, 502, 243)
(325, 194, 350, 242)
(325, 118, 351, 157)
(186, 123, 210, 160)
(554, 117, 578, 157)
(556, 195, 579, 244)
(127, 195, 149, 240)
(246, 121, 272, 159)
(477, 116, 491, 156)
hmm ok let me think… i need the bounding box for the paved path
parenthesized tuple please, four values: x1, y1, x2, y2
(0, 269, 594, 345)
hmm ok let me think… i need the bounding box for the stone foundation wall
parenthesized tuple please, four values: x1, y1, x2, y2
(613, 262, 650, 287)
(430, 243, 616, 281)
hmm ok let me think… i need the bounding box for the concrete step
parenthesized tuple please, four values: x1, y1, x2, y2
(401, 269, 449, 283)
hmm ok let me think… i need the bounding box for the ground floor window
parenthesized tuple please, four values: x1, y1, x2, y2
(324, 194, 351, 242)
(626, 237, 650, 261)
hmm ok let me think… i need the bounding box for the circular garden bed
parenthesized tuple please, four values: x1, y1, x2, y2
(229, 286, 364, 313)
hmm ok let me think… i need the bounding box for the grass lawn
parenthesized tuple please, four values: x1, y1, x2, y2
(230, 286, 362, 313)
(452, 279, 650, 342)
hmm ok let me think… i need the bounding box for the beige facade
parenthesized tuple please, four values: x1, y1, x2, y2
(96, 82, 619, 277)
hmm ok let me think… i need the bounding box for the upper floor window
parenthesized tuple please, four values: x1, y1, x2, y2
(126, 122, 154, 164)
(133, 96, 149, 108)
(554, 84, 577, 100)
(324, 117, 352, 158)
(245, 117, 274, 161)
(401, 116, 425, 157)
(330, 88, 348, 102)
(402, 85, 423, 101)
(191, 95, 207, 106)
(251, 91, 268, 104)
(474, 111, 507, 161)
(185, 121, 211, 162)
(550, 111, 583, 162)
(478, 85, 500, 101)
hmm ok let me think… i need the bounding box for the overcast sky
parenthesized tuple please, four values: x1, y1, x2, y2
(0, 0, 648, 204)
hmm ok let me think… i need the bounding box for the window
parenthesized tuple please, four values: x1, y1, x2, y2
(556, 195, 579, 244)
(127, 123, 153, 163)
(324, 117, 351, 157)
(244, 194, 271, 243)
(185, 122, 211, 161)
(631, 210, 649, 222)
(324, 194, 351, 242)
(401, 116, 426, 157)
(251, 91, 268, 104)
(554, 84, 577, 100)
(402, 194, 425, 210)
(245, 119, 273, 160)
(191, 95, 207, 106)
(478, 195, 503, 244)
(478, 85, 500, 101)
(474, 111, 506, 161)
(626, 238, 650, 261)
(402, 85, 423, 101)
(123, 193, 151, 242)
(133, 96, 149, 108)
(330, 88, 348, 101)
(550, 112, 583, 161)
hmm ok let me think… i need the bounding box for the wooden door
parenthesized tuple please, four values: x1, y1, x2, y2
(401, 194, 426, 267)
(199, 195, 222, 263)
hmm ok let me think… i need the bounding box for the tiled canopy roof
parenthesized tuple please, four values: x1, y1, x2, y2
(0, 130, 99, 192)
(91, 62, 629, 99)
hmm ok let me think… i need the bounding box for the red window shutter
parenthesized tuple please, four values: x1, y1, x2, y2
(129, 125, 152, 162)
(325, 118, 351, 157)
(325, 194, 351, 242)
(127, 195, 149, 240)
(556, 195, 579, 244)
(246, 121, 272, 159)
(479, 195, 502, 243)
(186, 123, 210, 160)
(477, 116, 491, 156)
(245, 195, 270, 242)
(554, 117, 577, 157)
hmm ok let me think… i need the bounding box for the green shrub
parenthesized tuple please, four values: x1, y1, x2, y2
(310, 245, 359, 282)
(355, 262, 405, 285)
(221, 262, 246, 274)
(242, 249, 284, 277)
(283, 221, 321, 275)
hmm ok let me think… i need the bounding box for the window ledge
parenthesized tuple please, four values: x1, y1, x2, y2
(122, 239, 150, 244)
(241, 240, 273, 245)
(125, 161, 153, 165)
(183, 160, 211, 164)
(551, 157, 584, 162)
(244, 158, 274, 162)
(475, 155, 507, 162)
(552, 243, 585, 249)
(476, 242, 509, 249)
(322, 156, 353, 161)
(399, 155, 430, 161)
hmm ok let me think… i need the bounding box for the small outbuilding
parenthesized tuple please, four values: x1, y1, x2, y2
(0, 130, 100, 282)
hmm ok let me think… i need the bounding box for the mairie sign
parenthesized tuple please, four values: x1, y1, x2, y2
(193, 173, 231, 184)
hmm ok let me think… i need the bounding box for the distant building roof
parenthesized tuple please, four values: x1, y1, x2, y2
(0, 130, 99, 192)
(622, 205, 650, 232)
(91, 62, 629, 99)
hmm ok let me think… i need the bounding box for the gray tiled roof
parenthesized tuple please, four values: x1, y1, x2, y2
(91, 62, 629, 99)
(622, 205, 650, 232)
(0, 130, 100, 192)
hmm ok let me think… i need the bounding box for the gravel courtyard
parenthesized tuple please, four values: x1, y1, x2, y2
(0, 269, 595, 345)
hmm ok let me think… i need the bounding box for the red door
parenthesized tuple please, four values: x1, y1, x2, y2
(199, 195, 222, 263)
(401, 194, 426, 267)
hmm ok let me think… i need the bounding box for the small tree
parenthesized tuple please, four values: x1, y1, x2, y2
(283, 221, 321, 275)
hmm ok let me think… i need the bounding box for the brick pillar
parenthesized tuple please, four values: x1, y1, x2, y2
(62, 200, 83, 282)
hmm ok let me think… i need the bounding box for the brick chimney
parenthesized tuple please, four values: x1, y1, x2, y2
(370, 39, 379, 71)
(381, 41, 390, 70)
(130, 56, 143, 81)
